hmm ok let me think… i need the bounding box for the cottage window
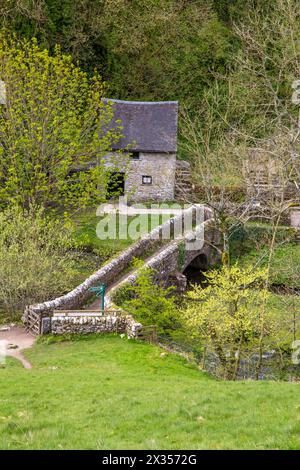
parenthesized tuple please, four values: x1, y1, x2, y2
(142, 175, 152, 185)
(130, 151, 140, 160)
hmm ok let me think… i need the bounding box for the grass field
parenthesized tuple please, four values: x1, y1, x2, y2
(73, 208, 171, 256)
(0, 335, 300, 450)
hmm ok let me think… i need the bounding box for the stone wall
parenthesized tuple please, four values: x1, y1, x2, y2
(175, 160, 193, 202)
(51, 313, 126, 335)
(125, 152, 176, 202)
(103, 151, 176, 202)
(48, 311, 142, 337)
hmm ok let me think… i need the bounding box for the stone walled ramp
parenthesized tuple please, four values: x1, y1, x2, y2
(87, 243, 173, 309)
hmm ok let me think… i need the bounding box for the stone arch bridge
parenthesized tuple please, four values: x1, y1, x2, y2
(105, 218, 221, 302)
(23, 205, 221, 334)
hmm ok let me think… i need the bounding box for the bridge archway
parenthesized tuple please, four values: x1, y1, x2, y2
(187, 253, 208, 270)
(183, 253, 209, 285)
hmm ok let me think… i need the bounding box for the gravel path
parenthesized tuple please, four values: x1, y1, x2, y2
(0, 325, 35, 369)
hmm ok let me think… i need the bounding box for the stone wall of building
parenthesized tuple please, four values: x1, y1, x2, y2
(125, 152, 176, 202)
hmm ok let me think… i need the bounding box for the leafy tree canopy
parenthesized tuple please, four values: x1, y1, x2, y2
(0, 34, 123, 210)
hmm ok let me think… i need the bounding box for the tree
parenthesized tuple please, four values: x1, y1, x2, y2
(181, 88, 257, 266)
(182, 264, 274, 380)
(113, 259, 178, 335)
(0, 1, 234, 110)
(182, 0, 300, 267)
(0, 34, 123, 210)
(223, 0, 300, 275)
(0, 205, 79, 317)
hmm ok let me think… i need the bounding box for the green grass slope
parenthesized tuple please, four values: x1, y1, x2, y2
(0, 335, 299, 450)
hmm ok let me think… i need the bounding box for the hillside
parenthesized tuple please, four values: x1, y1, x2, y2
(1, 335, 299, 450)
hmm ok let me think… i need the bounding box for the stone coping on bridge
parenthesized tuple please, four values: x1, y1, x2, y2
(52, 309, 120, 317)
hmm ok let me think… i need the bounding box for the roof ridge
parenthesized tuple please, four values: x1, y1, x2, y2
(105, 98, 179, 106)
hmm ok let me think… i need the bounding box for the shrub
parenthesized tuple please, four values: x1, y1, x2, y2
(118, 259, 179, 335)
(0, 205, 79, 317)
(182, 264, 276, 380)
(110, 283, 134, 306)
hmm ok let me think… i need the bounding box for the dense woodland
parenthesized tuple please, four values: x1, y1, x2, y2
(0, 1, 283, 107)
(0, 0, 252, 104)
(1, 0, 299, 166)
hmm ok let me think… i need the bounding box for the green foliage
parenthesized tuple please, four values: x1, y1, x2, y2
(227, 0, 300, 139)
(0, 1, 235, 110)
(0, 34, 123, 210)
(182, 264, 275, 380)
(230, 223, 300, 287)
(239, 242, 300, 288)
(97, 1, 234, 108)
(0, 205, 79, 317)
(110, 283, 134, 306)
(116, 258, 178, 334)
(212, 0, 270, 23)
(229, 223, 294, 259)
(267, 293, 300, 345)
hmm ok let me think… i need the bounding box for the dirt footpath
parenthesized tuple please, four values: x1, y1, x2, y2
(0, 325, 36, 369)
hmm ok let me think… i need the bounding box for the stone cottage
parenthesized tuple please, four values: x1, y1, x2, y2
(105, 99, 179, 202)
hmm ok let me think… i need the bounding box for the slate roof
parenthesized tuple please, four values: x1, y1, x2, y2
(106, 99, 178, 153)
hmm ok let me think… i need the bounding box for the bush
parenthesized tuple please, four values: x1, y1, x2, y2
(110, 283, 134, 306)
(0, 205, 79, 317)
(117, 259, 179, 335)
(182, 264, 276, 380)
